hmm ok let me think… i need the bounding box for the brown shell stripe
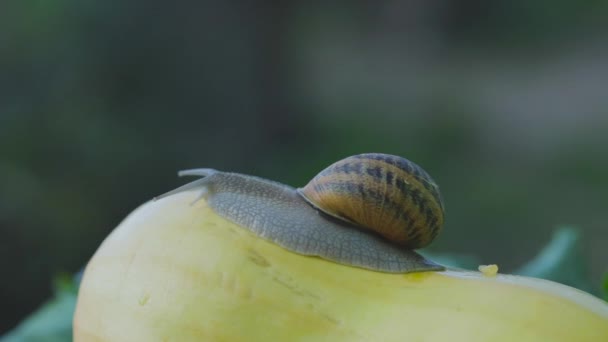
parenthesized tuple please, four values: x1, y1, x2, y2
(306, 155, 443, 248)
(352, 154, 445, 211)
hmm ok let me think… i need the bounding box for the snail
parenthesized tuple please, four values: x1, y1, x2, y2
(156, 153, 445, 273)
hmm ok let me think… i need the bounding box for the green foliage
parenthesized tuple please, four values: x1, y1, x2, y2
(515, 226, 593, 293)
(426, 226, 598, 295)
(603, 273, 608, 302)
(0, 274, 77, 342)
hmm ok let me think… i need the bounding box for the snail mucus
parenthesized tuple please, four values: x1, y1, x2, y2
(156, 153, 446, 273)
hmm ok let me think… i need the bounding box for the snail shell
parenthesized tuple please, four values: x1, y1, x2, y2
(298, 153, 444, 249)
(155, 153, 445, 273)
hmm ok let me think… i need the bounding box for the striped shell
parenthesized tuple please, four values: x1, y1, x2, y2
(297, 153, 444, 249)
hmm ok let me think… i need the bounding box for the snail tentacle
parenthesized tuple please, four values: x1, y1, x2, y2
(178, 168, 218, 178)
(154, 171, 216, 202)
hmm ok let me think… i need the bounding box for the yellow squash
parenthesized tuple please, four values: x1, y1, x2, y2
(74, 190, 608, 341)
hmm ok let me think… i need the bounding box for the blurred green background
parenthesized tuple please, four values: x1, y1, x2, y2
(1, 0, 608, 335)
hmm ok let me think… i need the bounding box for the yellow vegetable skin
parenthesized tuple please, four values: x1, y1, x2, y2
(73, 190, 608, 341)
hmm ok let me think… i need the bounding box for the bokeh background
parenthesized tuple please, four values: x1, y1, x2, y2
(2, 0, 608, 334)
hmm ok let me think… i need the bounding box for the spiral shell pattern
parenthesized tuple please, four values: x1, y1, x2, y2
(297, 153, 444, 249)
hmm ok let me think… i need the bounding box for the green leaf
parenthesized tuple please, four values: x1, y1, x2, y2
(515, 226, 594, 294)
(0, 273, 79, 342)
(602, 273, 608, 301)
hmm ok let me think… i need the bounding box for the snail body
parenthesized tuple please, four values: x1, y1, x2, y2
(157, 153, 445, 273)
